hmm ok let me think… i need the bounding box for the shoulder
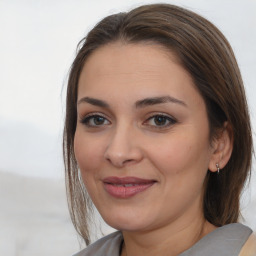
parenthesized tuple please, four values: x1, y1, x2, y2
(239, 233, 256, 256)
(180, 223, 253, 256)
(73, 231, 123, 256)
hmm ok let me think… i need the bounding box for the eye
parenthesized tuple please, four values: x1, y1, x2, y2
(144, 114, 176, 129)
(80, 114, 110, 127)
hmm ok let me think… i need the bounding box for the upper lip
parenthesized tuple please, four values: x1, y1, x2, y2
(103, 176, 156, 184)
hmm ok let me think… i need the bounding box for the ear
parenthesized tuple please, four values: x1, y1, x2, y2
(208, 122, 233, 173)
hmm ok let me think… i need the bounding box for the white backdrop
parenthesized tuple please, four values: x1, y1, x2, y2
(0, 1, 255, 255)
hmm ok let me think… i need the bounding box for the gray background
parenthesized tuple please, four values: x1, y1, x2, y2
(0, 0, 255, 255)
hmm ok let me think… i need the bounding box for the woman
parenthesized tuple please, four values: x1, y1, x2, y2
(63, 4, 256, 256)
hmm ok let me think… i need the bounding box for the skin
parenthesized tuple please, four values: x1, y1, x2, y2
(74, 42, 232, 255)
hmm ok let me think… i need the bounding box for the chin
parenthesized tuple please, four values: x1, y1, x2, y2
(106, 221, 147, 232)
(100, 208, 156, 232)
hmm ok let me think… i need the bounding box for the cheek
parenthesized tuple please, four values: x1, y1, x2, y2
(147, 131, 211, 178)
(74, 130, 105, 176)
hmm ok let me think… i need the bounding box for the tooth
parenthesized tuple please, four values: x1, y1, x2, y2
(113, 184, 141, 187)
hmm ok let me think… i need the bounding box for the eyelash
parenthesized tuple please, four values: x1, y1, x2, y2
(144, 114, 177, 129)
(79, 113, 177, 129)
(80, 113, 110, 127)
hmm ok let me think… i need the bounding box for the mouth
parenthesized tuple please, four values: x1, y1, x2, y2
(102, 176, 156, 198)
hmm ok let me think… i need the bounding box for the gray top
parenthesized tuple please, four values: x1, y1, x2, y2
(73, 223, 252, 256)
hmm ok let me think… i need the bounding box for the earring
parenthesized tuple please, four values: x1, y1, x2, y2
(216, 163, 220, 174)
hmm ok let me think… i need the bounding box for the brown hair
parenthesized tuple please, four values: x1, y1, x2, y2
(63, 4, 252, 244)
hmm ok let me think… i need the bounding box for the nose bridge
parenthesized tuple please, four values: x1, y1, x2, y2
(104, 120, 142, 167)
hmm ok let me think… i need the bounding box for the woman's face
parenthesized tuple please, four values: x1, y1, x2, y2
(74, 43, 216, 232)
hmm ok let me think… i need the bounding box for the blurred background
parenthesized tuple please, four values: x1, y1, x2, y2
(0, 0, 255, 255)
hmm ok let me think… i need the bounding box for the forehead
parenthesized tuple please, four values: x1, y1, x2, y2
(79, 42, 180, 84)
(77, 42, 202, 107)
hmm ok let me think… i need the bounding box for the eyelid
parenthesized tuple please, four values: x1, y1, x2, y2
(144, 112, 176, 121)
(79, 112, 111, 126)
(79, 111, 106, 119)
(143, 112, 177, 129)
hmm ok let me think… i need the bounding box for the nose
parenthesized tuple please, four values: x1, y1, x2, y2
(104, 125, 143, 168)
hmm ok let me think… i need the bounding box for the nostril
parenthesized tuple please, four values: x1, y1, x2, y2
(104, 138, 143, 167)
(123, 159, 133, 164)
(106, 155, 137, 168)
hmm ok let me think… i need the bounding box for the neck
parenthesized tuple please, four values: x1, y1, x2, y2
(121, 212, 216, 256)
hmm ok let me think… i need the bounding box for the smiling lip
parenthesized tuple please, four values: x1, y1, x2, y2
(103, 176, 156, 198)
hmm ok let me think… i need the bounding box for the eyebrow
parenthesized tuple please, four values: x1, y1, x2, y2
(77, 97, 110, 108)
(77, 95, 187, 108)
(135, 96, 187, 108)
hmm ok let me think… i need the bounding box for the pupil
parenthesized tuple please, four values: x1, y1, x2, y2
(94, 116, 104, 125)
(154, 116, 166, 126)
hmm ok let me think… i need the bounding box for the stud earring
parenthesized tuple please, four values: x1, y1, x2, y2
(216, 163, 220, 174)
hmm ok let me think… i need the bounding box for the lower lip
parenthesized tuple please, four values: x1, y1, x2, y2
(104, 182, 155, 198)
